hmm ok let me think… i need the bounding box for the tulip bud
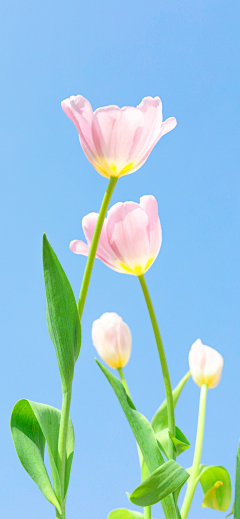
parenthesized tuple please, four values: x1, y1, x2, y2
(189, 339, 223, 389)
(92, 312, 132, 369)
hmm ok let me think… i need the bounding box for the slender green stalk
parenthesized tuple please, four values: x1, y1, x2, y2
(57, 388, 72, 518)
(138, 274, 175, 461)
(181, 383, 208, 519)
(144, 505, 151, 519)
(78, 176, 118, 319)
(118, 367, 131, 397)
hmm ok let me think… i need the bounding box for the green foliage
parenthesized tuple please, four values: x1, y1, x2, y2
(198, 465, 231, 511)
(96, 359, 183, 519)
(234, 440, 240, 518)
(151, 371, 191, 434)
(107, 509, 144, 519)
(156, 426, 190, 459)
(129, 460, 190, 506)
(11, 399, 74, 511)
(43, 234, 81, 391)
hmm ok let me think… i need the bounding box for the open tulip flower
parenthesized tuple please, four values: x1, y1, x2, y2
(70, 195, 162, 276)
(61, 95, 177, 178)
(189, 338, 224, 389)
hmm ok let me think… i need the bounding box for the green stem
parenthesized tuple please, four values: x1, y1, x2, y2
(181, 383, 208, 519)
(118, 367, 131, 397)
(78, 176, 118, 319)
(57, 389, 72, 517)
(138, 274, 175, 460)
(144, 505, 151, 519)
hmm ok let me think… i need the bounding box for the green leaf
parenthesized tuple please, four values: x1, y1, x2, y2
(107, 509, 144, 519)
(234, 440, 240, 518)
(151, 371, 191, 434)
(11, 399, 74, 510)
(129, 460, 190, 506)
(96, 360, 181, 519)
(197, 465, 231, 511)
(156, 426, 190, 460)
(43, 234, 81, 391)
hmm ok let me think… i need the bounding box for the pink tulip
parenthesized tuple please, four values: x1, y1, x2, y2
(70, 195, 162, 276)
(61, 95, 176, 179)
(189, 339, 223, 389)
(92, 312, 132, 369)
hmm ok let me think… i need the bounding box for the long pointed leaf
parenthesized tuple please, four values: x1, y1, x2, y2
(43, 234, 81, 391)
(96, 360, 180, 519)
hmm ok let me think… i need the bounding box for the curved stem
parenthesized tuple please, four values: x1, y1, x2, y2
(138, 274, 175, 460)
(181, 383, 208, 519)
(57, 388, 72, 517)
(78, 176, 118, 319)
(118, 367, 131, 397)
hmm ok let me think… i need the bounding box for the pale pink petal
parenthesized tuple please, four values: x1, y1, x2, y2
(134, 96, 163, 158)
(110, 107, 144, 162)
(82, 213, 119, 264)
(61, 95, 94, 150)
(140, 195, 162, 259)
(91, 106, 120, 157)
(106, 202, 150, 274)
(70, 240, 90, 256)
(160, 117, 177, 137)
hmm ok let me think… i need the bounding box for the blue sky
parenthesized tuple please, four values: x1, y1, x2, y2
(1, 0, 240, 518)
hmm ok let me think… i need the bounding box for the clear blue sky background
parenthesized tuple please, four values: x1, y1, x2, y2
(1, 0, 239, 518)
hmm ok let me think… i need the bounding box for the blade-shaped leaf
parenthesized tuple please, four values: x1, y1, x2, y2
(11, 399, 74, 510)
(129, 460, 189, 506)
(152, 371, 191, 433)
(107, 509, 144, 519)
(96, 360, 180, 519)
(198, 465, 231, 511)
(234, 440, 240, 518)
(43, 234, 81, 391)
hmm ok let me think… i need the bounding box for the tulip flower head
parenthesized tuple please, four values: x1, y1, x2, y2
(92, 312, 132, 369)
(61, 95, 177, 179)
(70, 195, 162, 276)
(189, 339, 223, 389)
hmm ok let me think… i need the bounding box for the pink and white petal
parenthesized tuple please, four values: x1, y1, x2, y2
(92, 106, 121, 158)
(106, 202, 150, 272)
(132, 97, 163, 159)
(140, 195, 162, 258)
(70, 240, 90, 256)
(82, 212, 121, 266)
(61, 96, 94, 150)
(110, 107, 144, 162)
(160, 117, 177, 137)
